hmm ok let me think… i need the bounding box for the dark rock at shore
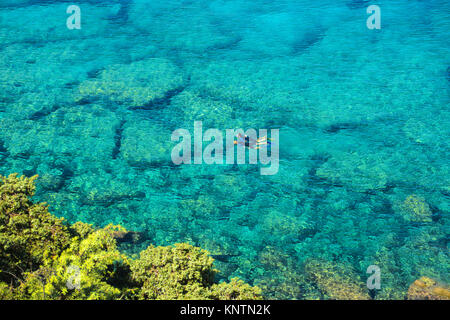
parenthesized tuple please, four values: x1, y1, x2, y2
(112, 230, 146, 244)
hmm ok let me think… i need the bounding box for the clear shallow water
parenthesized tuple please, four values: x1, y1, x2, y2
(0, 0, 448, 299)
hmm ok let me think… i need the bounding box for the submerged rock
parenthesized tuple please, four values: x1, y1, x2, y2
(402, 119, 435, 145)
(399, 194, 433, 223)
(408, 277, 450, 300)
(77, 58, 184, 108)
(69, 170, 146, 207)
(129, 3, 237, 54)
(111, 230, 146, 244)
(304, 259, 371, 300)
(315, 151, 388, 192)
(37, 171, 65, 192)
(256, 246, 305, 300)
(168, 90, 237, 129)
(81, 189, 145, 206)
(120, 117, 173, 167)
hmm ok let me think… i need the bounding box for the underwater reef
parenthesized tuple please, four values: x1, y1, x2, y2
(303, 259, 371, 300)
(407, 276, 450, 300)
(0, 0, 448, 300)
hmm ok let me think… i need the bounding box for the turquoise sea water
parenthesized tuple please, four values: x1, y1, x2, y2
(0, 0, 448, 299)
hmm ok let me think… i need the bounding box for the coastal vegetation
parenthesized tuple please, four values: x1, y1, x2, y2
(1, 173, 448, 300)
(0, 174, 261, 300)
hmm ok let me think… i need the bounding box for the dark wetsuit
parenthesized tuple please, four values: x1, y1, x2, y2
(244, 136, 250, 147)
(236, 135, 251, 147)
(237, 135, 271, 148)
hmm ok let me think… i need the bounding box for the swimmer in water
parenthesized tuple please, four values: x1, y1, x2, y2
(234, 133, 271, 149)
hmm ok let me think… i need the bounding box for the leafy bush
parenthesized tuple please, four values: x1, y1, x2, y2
(131, 243, 261, 300)
(0, 174, 71, 283)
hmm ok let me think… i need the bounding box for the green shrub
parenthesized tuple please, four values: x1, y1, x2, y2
(131, 243, 216, 299)
(210, 278, 263, 300)
(0, 174, 71, 284)
(0, 282, 18, 300)
(131, 243, 261, 300)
